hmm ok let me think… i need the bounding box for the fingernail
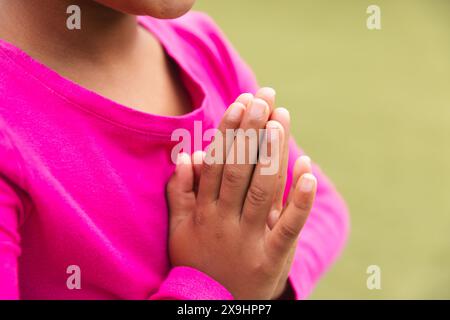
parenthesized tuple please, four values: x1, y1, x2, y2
(299, 155, 311, 166)
(249, 98, 268, 119)
(268, 209, 281, 228)
(275, 107, 290, 118)
(299, 173, 316, 192)
(227, 103, 244, 122)
(270, 209, 281, 221)
(192, 150, 205, 165)
(237, 93, 254, 107)
(176, 153, 189, 166)
(261, 87, 276, 97)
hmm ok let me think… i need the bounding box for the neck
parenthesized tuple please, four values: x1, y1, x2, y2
(0, 0, 141, 64)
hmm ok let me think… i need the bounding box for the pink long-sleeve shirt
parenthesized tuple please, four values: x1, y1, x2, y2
(0, 12, 349, 300)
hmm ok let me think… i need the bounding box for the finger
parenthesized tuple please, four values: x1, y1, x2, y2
(267, 173, 317, 259)
(269, 156, 312, 297)
(167, 153, 196, 233)
(269, 108, 291, 213)
(197, 102, 245, 205)
(192, 150, 205, 194)
(255, 87, 276, 113)
(236, 93, 254, 107)
(288, 155, 312, 202)
(195, 94, 250, 200)
(218, 98, 270, 213)
(267, 155, 312, 229)
(241, 121, 284, 231)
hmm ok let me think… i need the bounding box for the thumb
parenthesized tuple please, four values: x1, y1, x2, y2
(167, 153, 195, 232)
(267, 173, 317, 259)
(267, 155, 312, 229)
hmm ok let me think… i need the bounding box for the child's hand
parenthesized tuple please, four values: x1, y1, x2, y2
(166, 91, 317, 300)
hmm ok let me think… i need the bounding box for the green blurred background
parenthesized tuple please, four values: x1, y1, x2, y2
(195, 0, 450, 299)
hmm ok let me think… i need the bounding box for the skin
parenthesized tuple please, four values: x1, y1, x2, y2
(94, 0, 196, 19)
(0, 0, 318, 299)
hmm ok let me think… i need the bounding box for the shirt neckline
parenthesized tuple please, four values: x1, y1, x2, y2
(0, 16, 212, 137)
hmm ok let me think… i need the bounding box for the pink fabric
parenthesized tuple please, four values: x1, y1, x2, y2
(0, 12, 349, 300)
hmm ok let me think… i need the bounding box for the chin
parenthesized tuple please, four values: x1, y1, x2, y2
(95, 0, 196, 19)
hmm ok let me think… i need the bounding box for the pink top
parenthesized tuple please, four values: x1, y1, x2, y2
(0, 12, 349, 300)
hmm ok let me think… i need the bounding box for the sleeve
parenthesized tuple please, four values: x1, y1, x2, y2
(0, 129, 23, 300)
(194, 12, 350, 299)
(149, 267, 233, 300)
(0, 177, 21, 300)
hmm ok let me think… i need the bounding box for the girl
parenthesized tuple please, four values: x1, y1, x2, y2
(0, 0, 349, 299)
